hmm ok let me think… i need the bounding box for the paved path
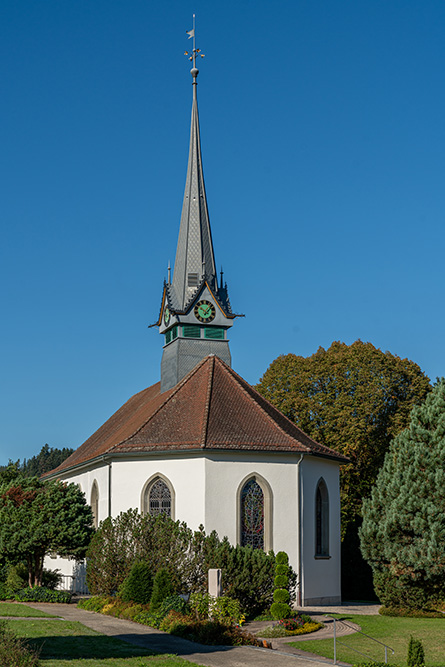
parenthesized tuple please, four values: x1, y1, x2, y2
(22, 602, 354, 667)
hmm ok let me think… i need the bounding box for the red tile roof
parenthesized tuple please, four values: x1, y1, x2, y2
(43, 356, 348, 478)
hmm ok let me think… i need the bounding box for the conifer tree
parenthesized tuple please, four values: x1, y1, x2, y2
(360, 379, 445, 608)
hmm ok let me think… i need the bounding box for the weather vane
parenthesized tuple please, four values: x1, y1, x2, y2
(184, 14, 204, 78)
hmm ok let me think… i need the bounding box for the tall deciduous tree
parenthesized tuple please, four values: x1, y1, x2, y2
(0, 475, 94, 586)
(256, 340, 431, 534)
(360, 379, 445, 608)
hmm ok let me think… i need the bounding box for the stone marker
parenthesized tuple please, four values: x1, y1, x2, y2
(208, 568, 222, 598)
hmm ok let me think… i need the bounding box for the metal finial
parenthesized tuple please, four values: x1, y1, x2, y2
(184, 14, 204, 83)
(220, 266, 224, 289)
(167, 261, 171, 285)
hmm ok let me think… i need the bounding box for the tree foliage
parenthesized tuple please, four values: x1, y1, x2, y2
(0, 445, 74, 478)
(256, 340, 431, 533)
(0, 474, 94, 586)
(360, 379, 445, 609)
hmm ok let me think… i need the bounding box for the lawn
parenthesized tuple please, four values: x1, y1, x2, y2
(287, 614, 445, 667)
(0, 602, 55, 617)
(9, 618, 206, 667)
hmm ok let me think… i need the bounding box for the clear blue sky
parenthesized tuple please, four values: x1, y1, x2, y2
(1, 0, 444, 466)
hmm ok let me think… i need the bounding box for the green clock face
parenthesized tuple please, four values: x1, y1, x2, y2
(164, 306, 170, 325)
(194, 300, 216, 323)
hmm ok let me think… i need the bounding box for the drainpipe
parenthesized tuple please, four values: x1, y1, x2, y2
(296, 454, 304, 607)
(108, 462, 112, 518)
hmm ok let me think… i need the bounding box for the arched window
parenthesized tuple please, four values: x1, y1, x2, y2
(90, 481, 99, 529)
(237, 474, 272, 551)
(142, 475, 174, 518)
(315, 478, 329, 557)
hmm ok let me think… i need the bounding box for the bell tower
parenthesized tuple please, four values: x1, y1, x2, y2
(156, 24, 239, 392)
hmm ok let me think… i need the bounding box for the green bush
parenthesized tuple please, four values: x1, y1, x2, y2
(407, 636, 425, 667)
(273, 588, 290, 604)
(42, 568, 62, 590)
(270, 550, 292, 619)
(270, 602, 292, 619)
(159, 594, 189, 616)
(373, 569, 445, 610)
(119, 561, 153, 604)
(16, 587, 72, 603)
(275, 551, 289, 565)
(77, 595, 112, 612)
(150, 568, 174, 612)
(0, 621, 39, 667)
(275, 564, 288, 576)
(274, 574, 288, 588)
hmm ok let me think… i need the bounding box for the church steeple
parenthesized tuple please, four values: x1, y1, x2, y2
(157, 23, 239, 393)
(170, 63, 218, 310)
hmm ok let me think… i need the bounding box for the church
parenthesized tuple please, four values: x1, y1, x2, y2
(43, 41, 347, 606)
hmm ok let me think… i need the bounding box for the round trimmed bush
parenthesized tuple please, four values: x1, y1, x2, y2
(274, 575, 288, 588)
(275, 552, 289, 565)
(273, 588, 290, 604)
(119, 561, 153, 604)
(275, 564, 288, 576)
(271, 602, 292, 619)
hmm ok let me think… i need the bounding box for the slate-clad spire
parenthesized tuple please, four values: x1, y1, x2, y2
(170, 66, 217, 310)
(158, 24, 239, 393)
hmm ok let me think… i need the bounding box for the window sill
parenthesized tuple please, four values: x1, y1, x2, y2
(314, 555, 331, 560)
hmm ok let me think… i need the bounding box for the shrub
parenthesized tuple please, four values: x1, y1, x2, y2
(159, 594, 189, 616)
(15, 586, 71, 603)
(270, 602, 292, 619)
(407, 636, 425, 667)
(77, 595, 112, 612)
(210, 596, 242, 625)
(189, 592, 211, 620)
(119, 561, 153, 604)
(0, 621, 39, 667)
(275, 564, 288, 576)
(42, 568, 62, 590)
(270, 551, 292, 619)
(150, 568, 174, 612)
(273, 588, 290, 604)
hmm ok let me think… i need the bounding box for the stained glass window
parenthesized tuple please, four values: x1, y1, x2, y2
(315, 479, 329, 556)
(241, 478, 264, 550)
(148, 478, 171, 517)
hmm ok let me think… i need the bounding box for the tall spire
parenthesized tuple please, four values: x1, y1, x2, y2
(170, 24, 217, 310)
(157, 20, 239, 393)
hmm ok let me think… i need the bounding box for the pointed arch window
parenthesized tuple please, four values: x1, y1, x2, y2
(237, 474, 272, 551)
(90, 481, 99, 529)
(315, 478, 329, 557)
(142, 475, 174, 519)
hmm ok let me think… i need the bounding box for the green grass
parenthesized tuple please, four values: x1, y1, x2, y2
(287, 614, 445, 667)
(8, 619, 206, 667)
(0, 602, 55, 617)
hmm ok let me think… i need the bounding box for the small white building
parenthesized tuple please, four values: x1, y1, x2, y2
(43, 50, 347, 606)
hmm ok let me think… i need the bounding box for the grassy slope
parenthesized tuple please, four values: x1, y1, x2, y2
(9, 618, 206, 667)
(287, 614, 445, 667)
(0, 602, 55, 617)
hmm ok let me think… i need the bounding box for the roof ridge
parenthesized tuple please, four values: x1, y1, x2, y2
(200, 355, 215, 446)
(108, 357, 212, 453)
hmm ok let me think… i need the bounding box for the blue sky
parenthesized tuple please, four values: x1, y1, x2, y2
(1, 0, 444, 465)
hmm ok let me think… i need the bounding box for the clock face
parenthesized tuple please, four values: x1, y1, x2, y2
(194, 300, 216, 323)
(164, 306, 170, 325)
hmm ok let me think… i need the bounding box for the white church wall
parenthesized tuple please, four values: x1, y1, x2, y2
(300, 456, 341, 605)
(110, 454, 206, 528)
(203, 452, 300, 578)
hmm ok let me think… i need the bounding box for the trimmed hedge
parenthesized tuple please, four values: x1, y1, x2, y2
(15, 587, 72, 603)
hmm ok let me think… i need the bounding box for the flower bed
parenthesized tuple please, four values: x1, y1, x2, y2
(258, 614, 323, 638)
